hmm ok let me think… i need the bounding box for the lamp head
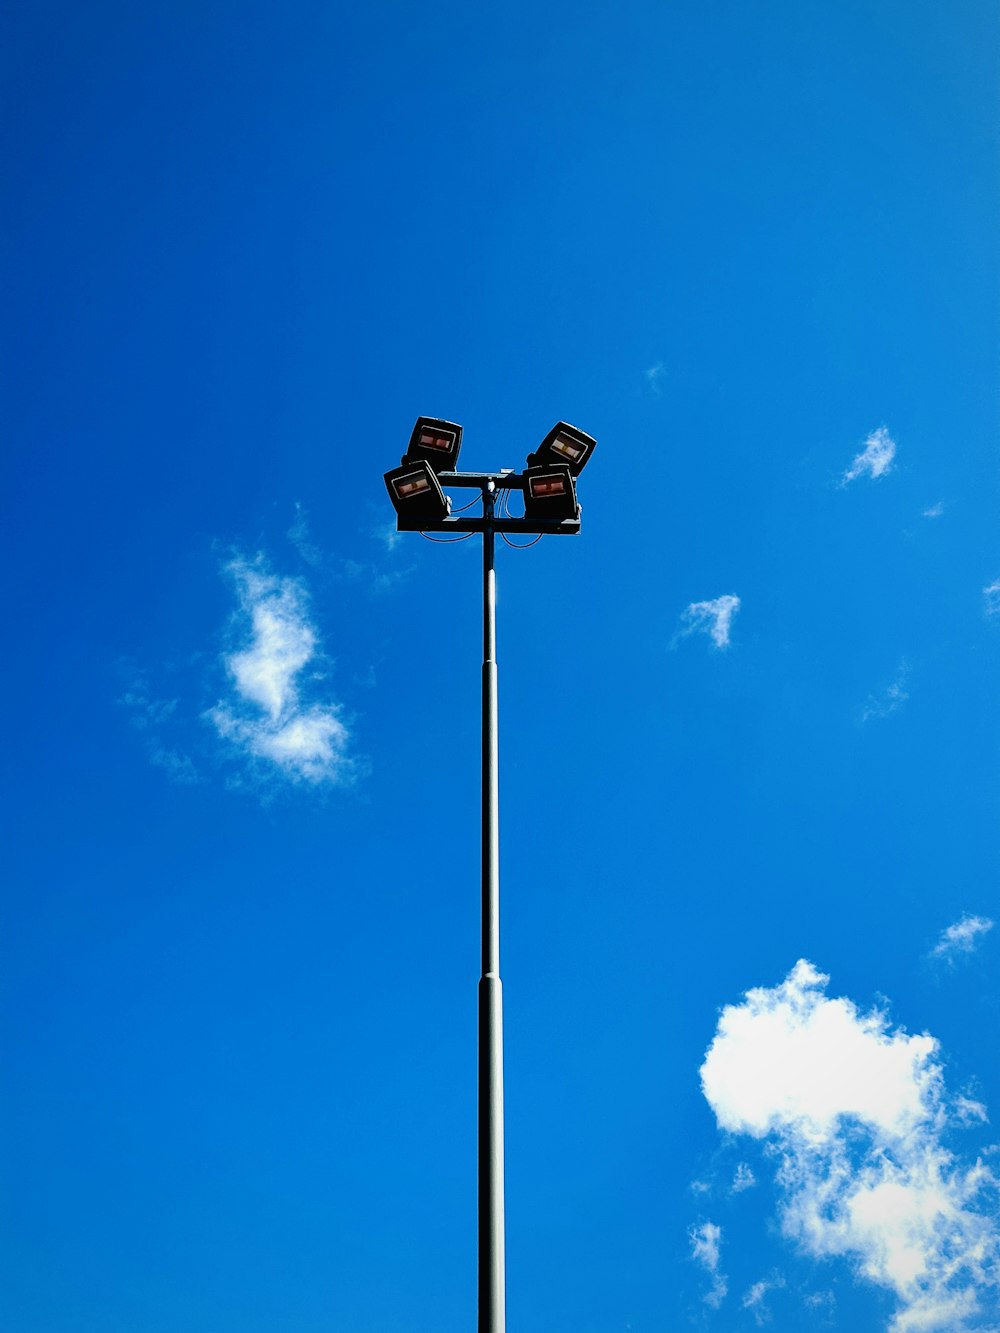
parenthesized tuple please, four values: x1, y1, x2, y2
(384, 461, 451, 526)
(526, 421, 596, 477)
(404, 416, 463, 473)
(522, 463, 579, 521)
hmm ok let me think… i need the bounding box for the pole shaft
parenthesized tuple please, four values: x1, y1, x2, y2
(479, 485, 505, 1333)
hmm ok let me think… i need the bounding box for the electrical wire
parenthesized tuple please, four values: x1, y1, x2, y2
(416, 480, 540, 546)
(416, 522, 474, 538)
(494, 478, 542, 545)
(449, 493, 481, 513)
(500, 485, 525, 520)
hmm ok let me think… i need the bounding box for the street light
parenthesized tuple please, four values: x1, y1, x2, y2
(526, 420, 596, 475)
(384, 461, 451, 525)
(522, 464, 579, 521)
(384, 418, 594, 1333)
(404, 415, 464, 471)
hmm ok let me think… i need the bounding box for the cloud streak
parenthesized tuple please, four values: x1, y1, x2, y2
(676, 594, 741, 649)
(286, 502, 323, 567)
(742, 1275, 784, 1324)
(861, 661, 910, 723)
(732, 1162, 757, 1194)
(690, 1220, 728, 1308)
(207, 556, 353, 785)
(118, 664, 198, 785)
(842, 427, 897, 485)
(700, 961, 999, 1331)
(931, 915, 994, 966)
(644, 361, 665, 395)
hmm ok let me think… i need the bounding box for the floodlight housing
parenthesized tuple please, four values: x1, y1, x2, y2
(384, 461, 451, 526)
(522, 464, 579, 522)
(404, 416, 464, 473)
(526, 421, 596, 477)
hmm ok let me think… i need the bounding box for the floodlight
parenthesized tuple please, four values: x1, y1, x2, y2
(526, 421, 596, 476)
(404, 416, 463, 472)
(384, 461, 451, 525)
(522, 464, 579, 521)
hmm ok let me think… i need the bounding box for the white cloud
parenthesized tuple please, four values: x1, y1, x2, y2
(842, 426, 897, 485)
(700, 961, 1000, 1332)
(207, 557, 353, 785)
(743, 1280, 768, 1312)
(732, 1162, 757, 1194)
(804, 1289, 836, 1313)
(337, 533, 410, 590)
(955, 1096, 989, 1127)
(287, 503, 323, 567)
(923, 502, 945, 520)
(288, 502, 409, 588)
(378, 521, 402, 553)
(144, 742, 199, 784)
(862, 661, 910, 723)
(931, 915, 994, 966)
(983, 582, 1000, 617)
(742, 1275, 784, 1324)
(644, 361, 665, 395)
(690, 1220, 728, 1308)
(118, 665, 198, 785)
(676, 594, 741, 650)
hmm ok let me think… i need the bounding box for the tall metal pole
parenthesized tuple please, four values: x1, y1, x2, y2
(479, 480, 505, 1333)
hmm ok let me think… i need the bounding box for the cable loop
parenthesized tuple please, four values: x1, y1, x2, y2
(419, 530, 475, 543)
(500, 532, 543, 549)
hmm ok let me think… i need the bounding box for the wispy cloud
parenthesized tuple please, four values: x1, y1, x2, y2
(690, 1220, 728, 1308)
(983, 581, 1000, 617)
(644, 361, 665, 395)
(377, 521, 402, 554)
(700, 960, 1000, 1332)
(207, 556, 354, 786)
(742, 1275, 784, 1324)
(861, 661, 909, 723)
(118, 664, 198, 785)
(287, 502, 323, 567)
(931, 914, 994, 966)
(285, 502, 411, 592)
(675, 594, 741, 650)
(732, 1162, 757, 1194)
(955, 1095, 989, 1126)
(922, 502, 945, 520)
(841, 426, 897, 486)
(804, 1289, 836, 1316)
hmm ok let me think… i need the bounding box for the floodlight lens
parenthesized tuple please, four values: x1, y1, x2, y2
(529, 474, 568, 498)
(419, 429, 455, 452)
(551, 433, 586, 463)
(394, 473, 432, 499)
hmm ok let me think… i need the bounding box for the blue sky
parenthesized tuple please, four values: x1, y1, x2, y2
(3, 1, 999, 1329)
